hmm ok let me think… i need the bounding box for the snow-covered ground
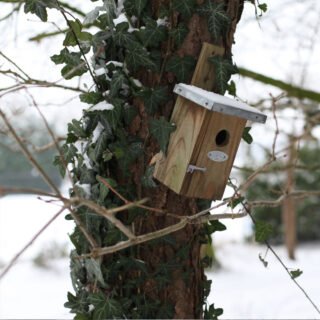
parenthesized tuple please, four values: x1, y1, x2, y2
(1, 195, 320, 319)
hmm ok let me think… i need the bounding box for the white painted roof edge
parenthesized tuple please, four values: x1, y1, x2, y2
(174, 83, 267, 124)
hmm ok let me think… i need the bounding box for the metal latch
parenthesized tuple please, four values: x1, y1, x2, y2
(187, 165, 207, 174)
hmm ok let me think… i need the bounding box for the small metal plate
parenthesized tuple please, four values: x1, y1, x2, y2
(208, 150, 228, 162)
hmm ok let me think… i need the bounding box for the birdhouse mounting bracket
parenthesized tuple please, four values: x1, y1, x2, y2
(187, 165, 207, 174)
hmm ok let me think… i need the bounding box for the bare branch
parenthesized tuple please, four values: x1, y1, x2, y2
(0, 110, 60, 195)
(0, 206, 65, 281)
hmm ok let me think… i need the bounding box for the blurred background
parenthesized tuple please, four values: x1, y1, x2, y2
(0, 0, 319, 318)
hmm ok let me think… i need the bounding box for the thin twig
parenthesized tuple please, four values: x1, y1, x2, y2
(0, 207, 65, 281)
(55, 0, 99, 88)
(0, 110, 60, 195)
(0, 187, 59, 198)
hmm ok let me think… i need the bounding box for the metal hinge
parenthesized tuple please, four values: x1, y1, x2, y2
(187, 165, 207, 174)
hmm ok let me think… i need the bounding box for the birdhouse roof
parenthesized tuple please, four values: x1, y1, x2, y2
(174, 83, 267, 123)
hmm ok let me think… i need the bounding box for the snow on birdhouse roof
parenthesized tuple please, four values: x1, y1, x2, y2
(174, 83, 267, 124)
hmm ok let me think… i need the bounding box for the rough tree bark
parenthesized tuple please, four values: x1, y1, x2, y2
(121, 1, 245, 318)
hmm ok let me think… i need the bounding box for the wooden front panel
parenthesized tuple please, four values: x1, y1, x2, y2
(153, 42, 227, 197)
(153, 98, 207, 193)
(181, 113, 247, 199)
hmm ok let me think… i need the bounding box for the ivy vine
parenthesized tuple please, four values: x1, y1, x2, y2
(22, 0, 253, 318)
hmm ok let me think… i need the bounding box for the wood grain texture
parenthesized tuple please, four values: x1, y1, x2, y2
(153, 42, 246, 200)
(153, 98, 207, 193)
(181, 112, 246, 199)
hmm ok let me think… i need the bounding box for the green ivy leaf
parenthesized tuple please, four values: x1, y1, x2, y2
(172, 0, 196, 19)
(110, 140, 144, 177)
(290, 269, 303, 279)
(123, 0, 147, 17)
(142, 18, 167, 47)
(166, 55, 196, 83)
(66, 132, 78, 144)
(227, 80, 237, 96)
(68, 119, 87, 138)
(94, 130, 109, 160)
(227, 196, 245, 208)
(24, 0, 57, 22)
(61, 144, 78, 163)
(208, 220, 226, 232)
(100, 99, 123, 129)
(88, 293, 123, 320)
(125, 42, 157, 72)
(142, 86, 170, 115)
(258, 3, 267, 12)
(208, 55, 237, 94)
(204, 303, 223, 320)
(102, 151, 113, 162)
(109, 71, 128, 98)
(255, 221, 273, 242)
(158, 5, 170, 18)
(258, 254, 268, 268)
(141, 165, 157, 188)
(242, 127, 253, 144)
(113, 22, 137, 47)
(123, 105, 138, 125)
(53, 156, 66, 178)
(197, 1, 230, 40)
(135, 0, 148, 16)
(79, 165, 96, 184)
(169, 23, 189, 47)
(51, 48, 87, 79)
(104, 228, 128, 246)
(64, 291, 89, 315)
(118, 142, 144, 176)
(148, 116, 176, 154)
(85, 258, 107, 287)
(63, 19, 82, 47)
(80, 92, 103, 105)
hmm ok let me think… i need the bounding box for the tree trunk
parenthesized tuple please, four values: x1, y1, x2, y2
(282, 140, 296, 260)
(126, 1, 244, 318)
(66, 1, 245, 319)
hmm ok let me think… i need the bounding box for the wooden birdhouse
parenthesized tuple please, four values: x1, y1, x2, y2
(153, 43, 267, 200)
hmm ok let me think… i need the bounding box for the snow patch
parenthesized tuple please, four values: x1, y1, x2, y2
(113, 13, 128, 26)
(106, 61, 123, 68)
(157, 18, 169, 26)
(91, 101, 114, 111)
(92, 122, 105, 143)
(75, 182, 91, 198)
(95, 68, 106, 76)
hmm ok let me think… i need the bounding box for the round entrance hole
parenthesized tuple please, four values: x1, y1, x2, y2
(215, 130, 230, 147)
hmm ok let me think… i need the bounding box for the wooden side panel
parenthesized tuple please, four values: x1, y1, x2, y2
(153, 98, 207, 193)
(181, 113, 246, 199)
